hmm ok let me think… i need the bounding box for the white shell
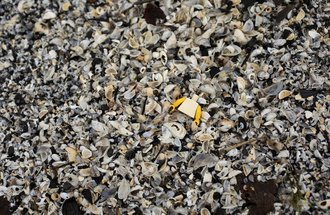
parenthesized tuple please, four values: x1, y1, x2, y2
(242, 19, 254, 32)
(66, 174, 79, 186)
(308, 30, 320, 39)
(42, 10, 56, 19)
(92, 34, 108, 48)
(141, 162, 158, 176)
(274, 39, 286, 47)
(199, 84, 216, 98)
(243, 165, 252, 176)
(79, 168, 91, 177)
(203, 171, 213, 183)
(145, 99, 162, 114)
(253, 116, 262, 128)
(280, 53, 291, 62)
(118, 179, 130, 200)
(222, 45, 241, 56)
(274, 120, 285, 133)
(233, 29, 248, 44)
(236, 77, 246, 92)
(255, 15, 263, 26)
(81, 147, 92, 159)
(305, 111, 313, 119)
(165, 33, 177, 49)
(109, 121, 133, 136)
(277, 150, 290, 158)
(164, 84, 176, 102)
(91, 120, 109, 136)
(163, 122, 187, 139)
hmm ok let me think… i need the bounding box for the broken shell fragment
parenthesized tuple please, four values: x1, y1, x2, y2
(295, 9, 305, 22)
(263, 82, 284, 96)
(62, 2, 71, 11)
(141, 162, 158, 177)
(128, 36, 139, 49)
(242, 19, 254, 32)
(219, 119, 235, 131)
(278, 90, 291, 99)
(145, 99, 162, 114)
(42, 10, 56, 20)
(233, 29, 249, 44)
(65, 147, 77, 162)
(81, 147, 93, 159)
(266, 139, 284, 152)
(243, 165, 252, 176)
(118, 179, 130, 200)
(318, 199, 330, 210)
(222, 44, 241, 56)
(200, 208, 211, 215)
(163, 122, 187, 139)
(237, 77, 246, 92)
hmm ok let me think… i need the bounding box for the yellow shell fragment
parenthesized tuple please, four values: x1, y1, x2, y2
(287, 33, 296, 40)
(104, 85, 114, 100)
(129, 37, 139, 49)
(232, 0, 241, 6)
(296, 9, 305, 22)
(237, 77, 246, 92)
(278, 90, 291, 100)
(62, 2, 71, 11)
(65, 147, 77, 162)
(51, 193, 60, 201)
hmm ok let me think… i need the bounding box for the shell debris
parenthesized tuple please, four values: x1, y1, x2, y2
(0, 0, 328, 214)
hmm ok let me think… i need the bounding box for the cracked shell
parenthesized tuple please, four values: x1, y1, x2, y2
(163, 122, 187, 139)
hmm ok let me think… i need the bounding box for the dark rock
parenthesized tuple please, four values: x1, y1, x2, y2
(7, 146, 14, 157)
(62, 198, 82, 215)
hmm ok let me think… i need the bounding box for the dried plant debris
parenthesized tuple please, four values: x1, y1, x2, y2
(276, 5, 295, 23)
(0, 197, 11, 215)
(143, 3, 166, 25)
(236, 174, 278, 215)
(0, 0, 329, 214)
(298, 88, 327, 98)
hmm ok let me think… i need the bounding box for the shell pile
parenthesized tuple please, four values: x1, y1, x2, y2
(0, 0, 329, 214)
